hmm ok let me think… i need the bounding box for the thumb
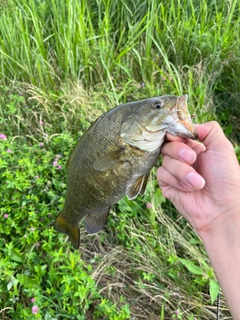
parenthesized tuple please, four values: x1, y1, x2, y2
(195, 121, 233, 151)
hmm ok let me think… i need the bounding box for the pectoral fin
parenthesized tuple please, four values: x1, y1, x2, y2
(84, 209, 110, 234)
(93, 149, 124, 172)
(126, 174, 149, 200)
(54, 212, 80, 249)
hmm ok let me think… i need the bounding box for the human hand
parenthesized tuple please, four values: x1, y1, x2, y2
(158, 121, 240, 317)
(157, 121, 240, 237)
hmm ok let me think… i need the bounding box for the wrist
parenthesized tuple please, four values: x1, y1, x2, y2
(198, 206, 240, 244)
(197, 207, 240, 318)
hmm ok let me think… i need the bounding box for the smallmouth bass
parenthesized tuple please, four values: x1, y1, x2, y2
(54, 95, 197, 248)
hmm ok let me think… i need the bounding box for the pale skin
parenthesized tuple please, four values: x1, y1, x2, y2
(157, 121, 240, 319)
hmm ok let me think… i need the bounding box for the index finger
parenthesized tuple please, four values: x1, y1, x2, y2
(165, 133, 186, 143)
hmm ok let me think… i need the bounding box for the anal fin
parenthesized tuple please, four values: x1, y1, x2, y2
(84, 209, 110, 234)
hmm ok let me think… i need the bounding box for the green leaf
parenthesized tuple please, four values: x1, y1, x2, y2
(118, 198, 132, 212)
(44, 313, 58, 320)
(178, 258, 203, 275)
(153, 188, 166, 208)
(9, 248, 23, 263)
(209, 279, 220, 304)
(7, 275, 19, 291)
(17, 274, 40, 289)
(189, 238, 199, 245)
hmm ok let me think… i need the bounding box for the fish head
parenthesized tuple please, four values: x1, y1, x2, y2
(135, 94, 197, 139)
(121, 94, 197, 153)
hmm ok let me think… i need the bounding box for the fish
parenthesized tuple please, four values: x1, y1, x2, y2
(54, 94, 197, 249)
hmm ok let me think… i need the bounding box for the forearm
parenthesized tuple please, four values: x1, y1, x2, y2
(200, 209, 240, 319)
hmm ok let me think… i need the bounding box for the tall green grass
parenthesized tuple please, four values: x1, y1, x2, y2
(0, 0, 239, 96)
(0, 0, 239, 318)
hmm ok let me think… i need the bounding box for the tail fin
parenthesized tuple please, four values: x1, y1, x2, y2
(54, 211, 80, 249)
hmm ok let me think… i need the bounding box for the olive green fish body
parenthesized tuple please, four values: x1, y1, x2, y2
(54, 95, 197, 248)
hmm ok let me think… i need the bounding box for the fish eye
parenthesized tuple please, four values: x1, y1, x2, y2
(152, 102, 163, 109)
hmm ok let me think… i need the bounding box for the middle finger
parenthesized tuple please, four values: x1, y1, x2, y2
(161, 141, 205, 164)
(161, 155, 205, 189)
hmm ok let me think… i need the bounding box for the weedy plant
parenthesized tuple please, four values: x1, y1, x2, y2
(0, 0, 239, 319)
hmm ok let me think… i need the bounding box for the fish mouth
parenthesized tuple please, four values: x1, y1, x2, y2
(178, 119, 198, 139)
(172, 95, 198, 139)
(167, 95, 198, 140)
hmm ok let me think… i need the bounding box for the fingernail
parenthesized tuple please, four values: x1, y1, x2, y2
(179, 149, 195, 162)
(186, 172, 205, 189)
